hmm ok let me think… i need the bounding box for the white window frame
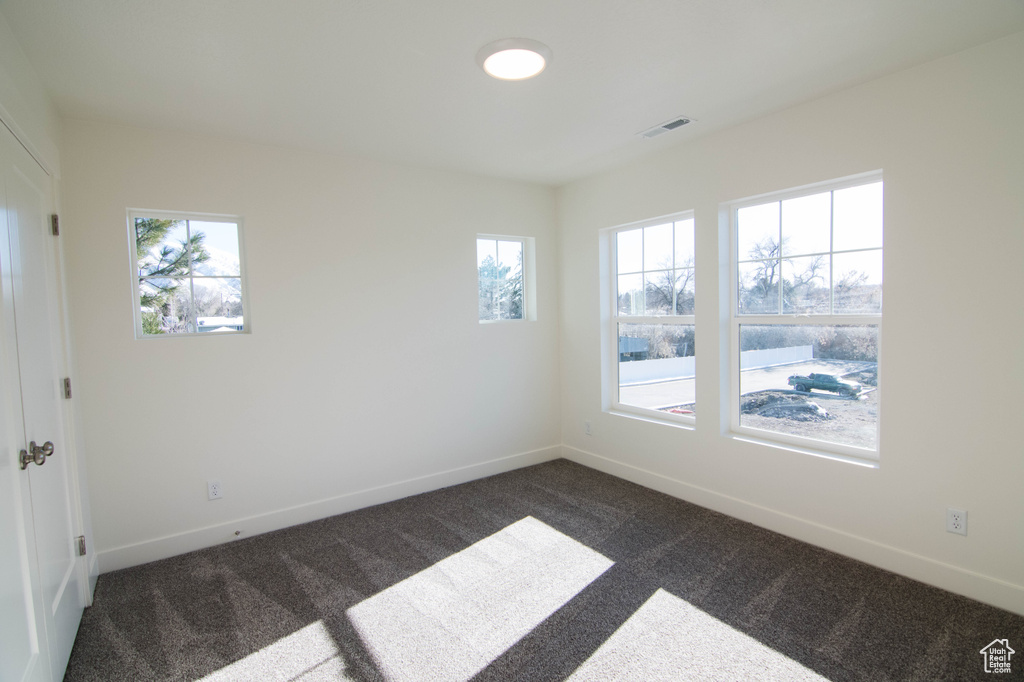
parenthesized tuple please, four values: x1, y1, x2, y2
(127, 208, 249, 339)
(604, 210, 696, 426)
(727, 171, 882, 462)
(476, 234, 536, 323)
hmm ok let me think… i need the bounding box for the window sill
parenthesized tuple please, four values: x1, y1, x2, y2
(137, 330, 249, 339)
(608, 406, 695, 431)
(729, 429, 879, 469)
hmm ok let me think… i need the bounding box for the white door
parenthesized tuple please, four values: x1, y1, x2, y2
(0, 122, 84, 681)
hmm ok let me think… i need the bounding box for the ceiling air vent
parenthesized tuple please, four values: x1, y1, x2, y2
(638, 116, 693, 139)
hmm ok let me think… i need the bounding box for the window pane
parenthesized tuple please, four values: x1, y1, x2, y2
(738, 260, 780, 314)
(192, 278, 244, 332)
(498, 285, 522, 320)
(190, 221, 240, 276)
(497, 240, 522, 278)
(674, 268, 695, 315)
(739, 324, 878, 449)
(477, 239, 498, 320)
(781, 192, 831, 257)
(617, 228, 642, 274)
(833, 182, 883, 252)
(479, 280, 497, 320)
(782, 255, 829, 314)
(643, 223, 673, 271)
(139, 277, 175, 335)
(644, 272, 674, 315)
(477, 239, 497, 268)
(140, 278, 195, 333)
(136, 218, 188, 278)
(617, 273, 643, 315)
(674, 218, 694, 267)
(618, 323, 696, 416)
(499, 260, 524, 320)
(737, 202, 779, 262)
(833, 250, 882, 314)
(139, 278, 195, 334)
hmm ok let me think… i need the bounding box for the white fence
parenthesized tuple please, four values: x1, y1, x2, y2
(619, 345, 813, 386)
(619, 356, 696, 385)
(740, 345, 813, 370)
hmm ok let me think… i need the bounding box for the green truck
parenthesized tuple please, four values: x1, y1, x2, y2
(787, 373, 861, 397)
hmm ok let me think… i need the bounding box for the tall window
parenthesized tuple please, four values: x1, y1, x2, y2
(731, 174, 882, 456)
(129, 210, 247, 337)
(477, 236, 527, 322)
(609, 213, 695, 421)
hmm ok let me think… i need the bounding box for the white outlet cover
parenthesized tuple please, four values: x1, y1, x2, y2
(946, 508, 967, 535)
(208, 480, 223, 500)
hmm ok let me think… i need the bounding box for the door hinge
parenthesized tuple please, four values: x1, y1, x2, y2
(76, 535, 87, 557)
(51, 214, 59, 236)
(63, 377, 72, 399)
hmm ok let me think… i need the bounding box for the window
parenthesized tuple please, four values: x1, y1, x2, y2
(730, 174, 882, 457)
(608, 213, 695, 421)
(477, 236, 534, 322)
(129, 209, 247, 337)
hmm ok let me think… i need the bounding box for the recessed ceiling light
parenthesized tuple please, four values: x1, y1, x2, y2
(476, 38, 552, 81)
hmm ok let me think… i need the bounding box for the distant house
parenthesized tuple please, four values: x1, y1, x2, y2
(197, 316, 244, 333)
(619, 336, 648, 362)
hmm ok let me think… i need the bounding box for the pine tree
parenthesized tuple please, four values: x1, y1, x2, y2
(136, 218, 210, 333)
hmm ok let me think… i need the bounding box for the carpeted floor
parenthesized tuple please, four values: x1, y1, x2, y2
(65, 459, 1022, 681)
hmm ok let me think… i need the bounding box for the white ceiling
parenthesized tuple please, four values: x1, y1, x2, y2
(3, 0, 1023, 185)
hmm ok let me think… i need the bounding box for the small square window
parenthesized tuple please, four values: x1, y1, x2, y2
(477, 236, 534, 322)
(130, 210, 248, 337)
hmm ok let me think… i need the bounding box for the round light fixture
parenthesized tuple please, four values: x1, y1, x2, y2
(476, 38, 552, 81)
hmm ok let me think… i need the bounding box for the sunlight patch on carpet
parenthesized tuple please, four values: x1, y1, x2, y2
(566, 588, 829, 681)
(347, 516, 614, 681)
(199, 619, 352, 681)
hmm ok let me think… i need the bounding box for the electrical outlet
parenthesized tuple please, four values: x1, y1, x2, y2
(584, 420, 592, 436)
(208, 480, 223, 501)
(946, 508, 967, 535)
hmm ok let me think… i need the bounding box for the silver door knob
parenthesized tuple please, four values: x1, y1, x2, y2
(19, 441, 53, 470)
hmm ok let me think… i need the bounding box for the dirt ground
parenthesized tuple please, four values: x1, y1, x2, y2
(659, 365, 879, 449)
(739, 387, 878, 449)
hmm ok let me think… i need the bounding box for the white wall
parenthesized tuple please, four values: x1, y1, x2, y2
(61, 120, 561, 570)
(0, 11, 60, 173)
(557, 32, 1024, 615)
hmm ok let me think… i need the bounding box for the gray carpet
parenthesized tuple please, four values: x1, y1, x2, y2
(65, 459, 1022, 681)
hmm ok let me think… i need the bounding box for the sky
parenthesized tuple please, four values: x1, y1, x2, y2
(147, 219, 241, 275)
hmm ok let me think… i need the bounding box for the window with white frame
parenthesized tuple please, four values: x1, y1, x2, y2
(730, 174, 882, 456)
(477, 236, 531, 322)
(608, 213, 696, 420)
(130, 209, 247, 337)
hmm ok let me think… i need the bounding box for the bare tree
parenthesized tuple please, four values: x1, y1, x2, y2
(642, 257, 695, 315)
(740, 237, 783, 311)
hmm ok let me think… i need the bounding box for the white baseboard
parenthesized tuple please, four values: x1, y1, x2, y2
(98, 445, 561, 573)
(563, 445, 1024, 617)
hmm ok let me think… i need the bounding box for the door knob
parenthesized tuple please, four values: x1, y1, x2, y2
(19, 441, 53, 470)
